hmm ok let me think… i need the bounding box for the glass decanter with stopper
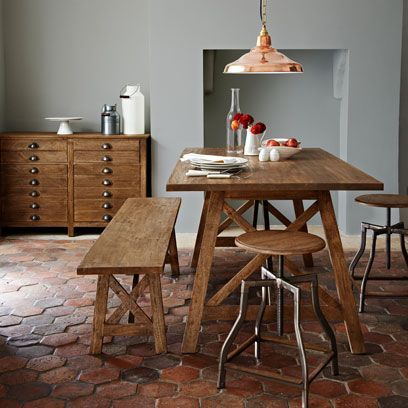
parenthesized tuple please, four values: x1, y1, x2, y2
(226, 88, 243, 154)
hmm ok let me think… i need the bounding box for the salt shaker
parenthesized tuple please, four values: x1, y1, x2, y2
(270, 149, 280, 162)
(259, 148, 269, 162)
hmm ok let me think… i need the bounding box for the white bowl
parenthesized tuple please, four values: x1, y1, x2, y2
(260, 138, 302, 161)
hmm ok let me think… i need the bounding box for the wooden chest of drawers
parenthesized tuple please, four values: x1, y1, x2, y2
(0, 133, 149, 236)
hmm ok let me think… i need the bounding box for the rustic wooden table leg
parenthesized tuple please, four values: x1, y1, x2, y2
(148, 273, 167, 354)
(318, 191, 366, 354)
(90, 275, 110, 354)
(168, 229, 180, 276)
(191, 192, 211, 268)
(293, 199, 314, 268)
(182, 191, 225, 353)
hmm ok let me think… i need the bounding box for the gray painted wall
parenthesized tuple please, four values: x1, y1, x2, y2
(0, 0, 404, 234)
(400, 0, 408, 224)
(2, 0, 150, 132)
(204, 49, 340, 224)
(150, 0, 403, 233)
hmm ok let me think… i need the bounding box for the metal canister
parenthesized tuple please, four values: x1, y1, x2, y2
(101, 104, 120, 135)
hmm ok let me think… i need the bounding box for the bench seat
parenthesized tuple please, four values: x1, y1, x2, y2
(77, 197, 181, 354)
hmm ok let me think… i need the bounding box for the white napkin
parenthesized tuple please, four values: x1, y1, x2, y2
(181, 153, 238, 164)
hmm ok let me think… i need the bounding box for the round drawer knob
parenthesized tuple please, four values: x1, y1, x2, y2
(30, 179, 39, 186)
(101, 143, 112, 150)
(28, 142, 39, 149)
(30, 215, 40, 221)
(29, 191, 40, 197)
(29, 155, 39, 161)
(102, 179, 112, 186)
(30, 203, 40, 209)
(102, 167, 112, 174)
(30, 167, 39, 174)
(102, 191, 112, 198)
(102, 214, 112, 222)
(102, 202, 112, 209)
(102, 156, 112, 162)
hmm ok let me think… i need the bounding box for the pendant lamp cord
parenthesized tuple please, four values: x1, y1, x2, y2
(260, 0, 267, 27)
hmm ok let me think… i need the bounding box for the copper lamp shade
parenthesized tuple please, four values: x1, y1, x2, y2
(224, 0, 303, 74)
(224, 26, 303, 74)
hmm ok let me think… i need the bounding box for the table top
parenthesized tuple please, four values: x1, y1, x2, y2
(166, 148, 383, 192)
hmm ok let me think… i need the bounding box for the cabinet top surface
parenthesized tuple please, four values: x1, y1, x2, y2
(0, 132, 150, 140)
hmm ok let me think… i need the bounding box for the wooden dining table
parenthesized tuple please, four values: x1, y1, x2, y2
(166, 147, 383, 355)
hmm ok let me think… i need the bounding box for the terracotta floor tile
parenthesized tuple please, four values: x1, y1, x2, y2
(79, 367, 120, 384)
(160, 365, 199, 383)
(96, 381, 137, 399)
(179, 380, 219, 398)
(0, 356, 27, 373)
(138, 381, 177, 398)
(52, 381, 95, 399)
(348, 378, 392, 397)
(39, 366, 78, 384)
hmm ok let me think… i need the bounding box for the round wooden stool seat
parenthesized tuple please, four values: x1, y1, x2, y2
(235, 230, 326, 256)
(355, 194, 408, 209)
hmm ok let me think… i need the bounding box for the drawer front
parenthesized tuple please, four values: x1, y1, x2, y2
(74, 187, 141, 200)
(2, 200, 67, 222)
(74, 197, 126, 213)
(74, 163, 140, 177)
(1, 138, 66, 152)
(3, 187, 66, 198)
(74, 206, 118, 223)
(74, 167, 140, 189)
(1, 164, 67, 177)
(74, 151, 139, 164)
(72, 139, 139, 151)
(2, 174, 68, 191)
(1, 151, 67, 164)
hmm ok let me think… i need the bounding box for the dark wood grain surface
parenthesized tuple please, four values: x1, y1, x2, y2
(167, 148, 383, 192)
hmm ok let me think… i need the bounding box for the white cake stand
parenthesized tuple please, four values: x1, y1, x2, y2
(45, 117, 83, 135)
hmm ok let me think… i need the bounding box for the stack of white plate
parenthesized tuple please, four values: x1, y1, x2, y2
(190, 157, 248, 171)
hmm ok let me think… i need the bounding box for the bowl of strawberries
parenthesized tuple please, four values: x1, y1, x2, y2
(261, 138, 302, 160)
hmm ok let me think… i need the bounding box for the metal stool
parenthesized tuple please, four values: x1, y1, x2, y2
(349, 194, 408, 312)
(218, 231, 338, 408)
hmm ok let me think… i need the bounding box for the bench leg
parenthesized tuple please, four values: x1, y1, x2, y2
(168, 229, 180, 277)
(148, 274, 167, 354)
(128, 274, 139, 324)
(90, 275, 110, 354)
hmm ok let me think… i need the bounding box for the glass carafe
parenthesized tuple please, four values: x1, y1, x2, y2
(226, 88, 243, 154)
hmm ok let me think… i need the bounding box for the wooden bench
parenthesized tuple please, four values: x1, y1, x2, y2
(77, 197, 181, 354)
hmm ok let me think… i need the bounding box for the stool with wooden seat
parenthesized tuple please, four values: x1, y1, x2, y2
(349, 194, 408, 312)
(218, 231, 338, 408)
(77, 198, 181, 355)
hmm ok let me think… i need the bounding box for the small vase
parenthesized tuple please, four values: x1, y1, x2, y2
(244, 129, 264, 156)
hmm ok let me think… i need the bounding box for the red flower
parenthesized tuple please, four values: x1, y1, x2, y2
(233, 113, 243, 121)
(250, 122, 267, 135)
(239, 114, 254, 129)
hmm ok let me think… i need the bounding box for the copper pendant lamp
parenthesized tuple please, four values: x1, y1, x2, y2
(224, 0, 303, 74)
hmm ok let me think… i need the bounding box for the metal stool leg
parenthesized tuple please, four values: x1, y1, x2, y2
(349, 223, 367, 279)
(386, 208, 391, 269)
(310, 276, 339, 375)
(255, 280, 267, 360)
(277, 255, 284, 336)
(218, 281, 250, 389)
(359, 231, 378, 313)
(252, 200, 260, 228)
(292, 285, 308, 408)
(262, 200, 273, 301)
